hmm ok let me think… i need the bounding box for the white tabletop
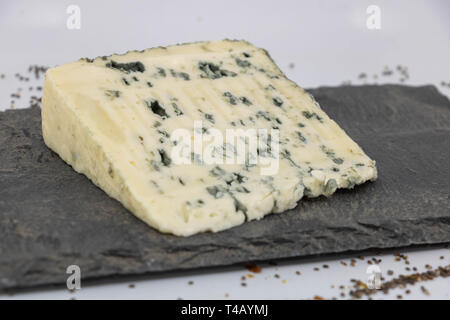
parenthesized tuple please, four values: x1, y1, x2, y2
(0, 0, 449, 300)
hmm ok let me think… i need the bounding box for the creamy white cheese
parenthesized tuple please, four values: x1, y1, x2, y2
(42, 40, 377, 236)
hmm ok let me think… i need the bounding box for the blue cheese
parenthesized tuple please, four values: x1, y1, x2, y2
(42, 40, 377, 236)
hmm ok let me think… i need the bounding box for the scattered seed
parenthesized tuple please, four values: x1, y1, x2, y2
(421, 286, 430, 296)
(382, 66, 393, 76)
(348, 265, 449, 299)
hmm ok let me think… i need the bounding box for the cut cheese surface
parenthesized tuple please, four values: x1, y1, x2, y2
(42, 40, 377, 236)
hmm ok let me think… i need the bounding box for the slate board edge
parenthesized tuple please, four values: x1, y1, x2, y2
(1, 240, 449, 293)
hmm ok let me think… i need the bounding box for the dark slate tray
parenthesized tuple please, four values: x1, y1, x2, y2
(0, 85, 449, 291)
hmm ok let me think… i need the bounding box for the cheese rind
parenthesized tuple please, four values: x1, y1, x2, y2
(42, 40, 377, 236)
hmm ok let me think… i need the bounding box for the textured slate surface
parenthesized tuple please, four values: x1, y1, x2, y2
(0, 84, 449, 291)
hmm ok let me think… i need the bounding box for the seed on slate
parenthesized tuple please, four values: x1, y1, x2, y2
(245, 263, 262, 273)
(313, 295, 324, 300)
(274, 274, 280, 279)
(387, 270, 394, 276)
(397, 295, 402, 300)
(296, 271, 301, 275)
(405, 290, 411, 295)
(188, 281, 194, 285)
(323, 264, 329, 269)
(340, 261, 347, 266)
(128, 284, 135, 288)
(313, 267, 319, 271)
(425, 264, 432, 270)
(241, 282, 247, 287)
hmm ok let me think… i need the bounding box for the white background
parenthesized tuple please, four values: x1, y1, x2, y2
(0, 0, 449, 300)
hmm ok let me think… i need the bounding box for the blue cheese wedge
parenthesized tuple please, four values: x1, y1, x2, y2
(42, 40, 377, 236)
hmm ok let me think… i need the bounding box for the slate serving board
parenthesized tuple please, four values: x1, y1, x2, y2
(0, 84, 449, 292)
